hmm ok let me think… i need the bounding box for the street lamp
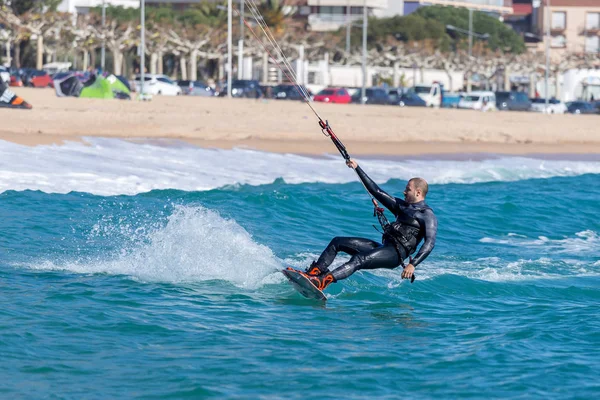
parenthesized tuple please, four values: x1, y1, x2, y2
(140, 0, 145, 98)
(101, 0, 106, 71)
(361, 0, 367, 104)
(545, 0, 551, 111)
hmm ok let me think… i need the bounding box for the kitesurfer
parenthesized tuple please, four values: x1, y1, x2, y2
(304, 159, 438, 291)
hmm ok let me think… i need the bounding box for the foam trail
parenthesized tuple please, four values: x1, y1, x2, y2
(27, 206, 282, 289)
(2, 138, 600, 195)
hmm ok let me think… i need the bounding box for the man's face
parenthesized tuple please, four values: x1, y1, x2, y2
(404, 181, 420, 203)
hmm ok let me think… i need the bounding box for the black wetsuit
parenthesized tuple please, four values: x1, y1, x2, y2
(315, 166, 438, 281)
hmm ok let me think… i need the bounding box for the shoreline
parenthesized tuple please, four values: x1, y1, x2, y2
(2, 87, 600, 158)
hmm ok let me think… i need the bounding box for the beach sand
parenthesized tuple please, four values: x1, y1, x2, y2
(2, 87, 599, 156)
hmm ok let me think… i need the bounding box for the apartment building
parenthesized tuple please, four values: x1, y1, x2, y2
(537, 0, 600, 56)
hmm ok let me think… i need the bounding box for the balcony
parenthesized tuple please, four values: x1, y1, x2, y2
(307, 0, 387, 8)
(308, 13, 363, 31)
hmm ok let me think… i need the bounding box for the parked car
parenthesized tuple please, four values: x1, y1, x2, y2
(495, 91, 531, 111)
(9, 74, 23, 87)
(133, 74, 182, 96)
(396, 92, 427, 107)
(412, 82, 442, 107)
(271, 84, 312, 101)
(350, 87, 390, 105)
(441, 92, 464, 108)
(313, 87, 351, 104)
(217, 79, 263, 98)
(530, 98, 567, 114)
(178, 80, 215, 96)
(0, 66, 9, 84)
(566, 101, 597, 114)
(458, 91, 497, 111)
(27, 70, 53, 87)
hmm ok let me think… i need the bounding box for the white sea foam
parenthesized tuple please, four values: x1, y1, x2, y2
(27, 205, 283, 289)
(1, 137, 600, 195)
(480, 230, 599, 254)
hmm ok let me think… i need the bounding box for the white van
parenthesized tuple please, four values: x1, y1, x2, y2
(413, 82, 442, 107)
(458, 91, 496, 111)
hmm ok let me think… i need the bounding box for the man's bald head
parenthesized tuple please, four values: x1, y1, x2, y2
(408, 177, 429, 198)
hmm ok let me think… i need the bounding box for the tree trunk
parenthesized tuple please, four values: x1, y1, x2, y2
(180, 55, 187, 80)
(504, 66, 510, 91)
(150, 52, 158, 75)
(190, 50, 198, 81)
(82, 50, 89, 70)
(393, 61, 399, 87)
(36, 35, 44, 69)
(112, 50, 122, 75)
(554, 70, 560, 99)
(158, 51, 163, 74)
(14, 40, 21, 68)
(5, 40, 11, 67)
(90, 48, 97, 69)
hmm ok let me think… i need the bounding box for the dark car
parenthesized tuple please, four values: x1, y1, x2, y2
(395, 92, 427, 107)
(495, 91, 531, 111)
(218, 79, 262, 98)
(566, 101, 597, 114)
(351, 87, 390, 105)
(271, 84, 312, 101)
(178, 80, 214, 96)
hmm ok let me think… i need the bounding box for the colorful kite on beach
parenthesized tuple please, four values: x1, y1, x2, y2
(0, 80, 32, 110)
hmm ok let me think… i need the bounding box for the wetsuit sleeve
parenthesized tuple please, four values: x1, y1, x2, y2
(411, 210, 438, 267)
(355, 165, 399, 214)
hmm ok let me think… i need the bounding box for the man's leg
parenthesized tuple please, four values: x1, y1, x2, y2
(329, 244, 401, 282)
(311, 237, 381, 274)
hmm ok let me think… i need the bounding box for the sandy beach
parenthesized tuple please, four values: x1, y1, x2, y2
(2, 87, 600, 156)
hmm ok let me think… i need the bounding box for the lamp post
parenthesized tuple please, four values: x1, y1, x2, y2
(361, 0, 367, 104)
(101, 0, 106, 71)
(544, 0, 551, 110)
(346, 0, 351, 53)
(238, 0, 244, 80)
(140, 0, 145, 98)
(227, 0, 232, 97)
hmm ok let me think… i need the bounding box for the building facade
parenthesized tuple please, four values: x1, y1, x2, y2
(403, 0, 514, 15)
(301, 0, 389, 31)
(57, 0, 139, 15)
(537, 0, 600, 56)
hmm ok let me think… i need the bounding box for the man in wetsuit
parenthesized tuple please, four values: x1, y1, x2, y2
(303, 158, 438, 291)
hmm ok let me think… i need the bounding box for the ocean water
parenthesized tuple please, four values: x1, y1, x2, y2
(1, 138, 599, 399)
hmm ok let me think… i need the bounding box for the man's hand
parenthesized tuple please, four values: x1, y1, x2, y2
(402, 264, 415, 280)
(346, 159, 358, 169)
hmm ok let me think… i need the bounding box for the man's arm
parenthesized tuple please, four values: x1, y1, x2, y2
(410, 210, 438, 267)
(402, 210, 437, 280)
(347, 160, 398, 214)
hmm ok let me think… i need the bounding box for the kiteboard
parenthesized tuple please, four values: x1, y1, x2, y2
(282, 268, 327, 301)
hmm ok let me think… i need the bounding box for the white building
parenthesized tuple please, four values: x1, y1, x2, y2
(303, 0, 391, 31)
(57, 0, 139, 15)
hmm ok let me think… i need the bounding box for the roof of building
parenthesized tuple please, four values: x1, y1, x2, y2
(511, 3, 532, 15)
(549, 0, 600, 7)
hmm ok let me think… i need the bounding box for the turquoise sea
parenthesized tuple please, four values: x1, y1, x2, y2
(1, 138, 599, 399)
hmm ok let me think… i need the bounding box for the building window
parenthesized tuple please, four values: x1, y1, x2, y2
(320, 6, 332, 15)
(551, 35, 566, 48)
(551, 11, 566, 30)
(585, 36, 599, 53)
(587, 12, 600, 30)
